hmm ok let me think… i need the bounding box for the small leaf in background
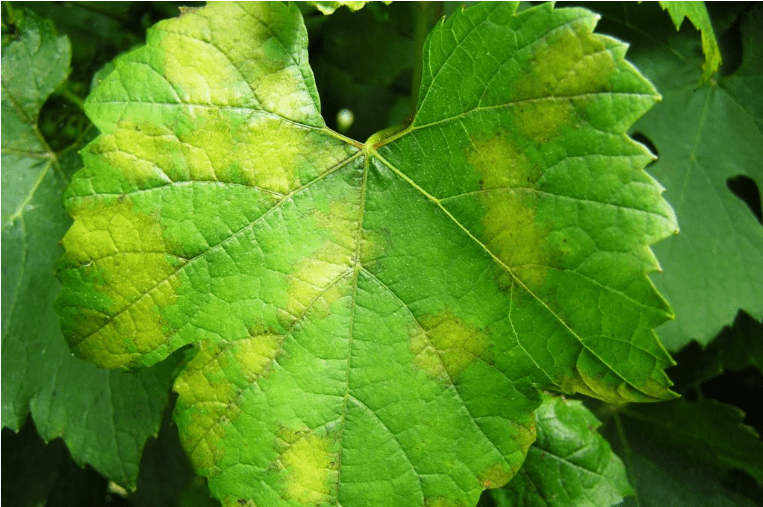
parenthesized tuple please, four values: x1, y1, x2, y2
(659, 1, 722, 84)
(56, 2, 677, 505)
(596, 2, 763, 351)
(1, 8, 177, 489)
(480, 393, 632, 507)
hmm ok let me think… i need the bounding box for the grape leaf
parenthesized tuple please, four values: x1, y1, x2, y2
(619, 399, 763, 483)
(608, 399, 763, 507)
(55, 2, 677, 505)
(669, 311, 763, 388)
(658, 1, 722, 85)
(307, 2, 376, 16)
(1, 8, 176, 488)
(596, 2, 763, 350)
(480, 393, 632, 507)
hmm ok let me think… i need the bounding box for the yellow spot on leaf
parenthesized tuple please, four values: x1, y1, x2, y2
(174, 330, 284, 475)
(281, 200, 356, 327)
(410, 311, 491, 381)
(61, 197, 181, 366)
(464, 133, 553, 289)
(477, 462, 513, 490)
(279, 431, 339, 505)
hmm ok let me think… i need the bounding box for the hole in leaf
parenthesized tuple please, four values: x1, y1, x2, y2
(727, 175, 763, 224)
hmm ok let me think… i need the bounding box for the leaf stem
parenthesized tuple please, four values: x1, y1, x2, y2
(408, 2, 432, 121)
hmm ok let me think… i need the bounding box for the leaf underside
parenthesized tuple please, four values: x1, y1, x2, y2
(55, 2, 677, 506)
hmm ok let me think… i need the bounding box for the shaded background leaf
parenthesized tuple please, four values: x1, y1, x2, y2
(658, 1, 722, 84)
(605, 399, 763, 507)
(1, 6, 180, 489)
(591, 1, 763, 351)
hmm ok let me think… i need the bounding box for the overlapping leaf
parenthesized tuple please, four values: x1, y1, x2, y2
(608, 399, 763, 507)
(659, 1, 721, 84)
(598, 3, 763, 350)
(56, 2, 677, 505)
(481, 393, 631, 507)
(1, 9, 176, 488)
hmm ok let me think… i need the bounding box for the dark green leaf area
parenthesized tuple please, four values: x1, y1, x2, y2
(593, 1, 763, 350)
(1, 8, 178, 489)
(1, 420, 130, 507)
(619, 399, 763, 484)
(130, 405, 220, 507)
(669, 311, 763, 389)
(480, 394, 631, 507)
(608, 402, 763, 507)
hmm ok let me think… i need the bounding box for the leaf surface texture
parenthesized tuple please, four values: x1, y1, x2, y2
(56, 2, 677, 505)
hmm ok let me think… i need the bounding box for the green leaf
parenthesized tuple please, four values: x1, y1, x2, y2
(306, 1, 385, 16)
(608, 399, 763, 507)
(600, 2, 763, 350)
(481, 393, 632, 507)
(619, 399, 763, 483)
(55, 2, 677, 505)
(1, 8, 176, 489)
(669, 311, 763, 388)
(658, 1, 722, 85)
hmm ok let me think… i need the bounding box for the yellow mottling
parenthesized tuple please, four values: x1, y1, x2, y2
(174, 330, 285, 475)
(279, 432, 339, 505)
(511, 17, 617, 100)
(510, 100, 578, 144)
(464, 133, 553, 289)
(359, 227, 391, 266)
(281, 201, 356, 327)
(477, 462, 514, 490)
(410, 311, 491, 381)
(233, 332, 285, 382)
(62, 197, 181, 366)
(465, 132, 540, 191)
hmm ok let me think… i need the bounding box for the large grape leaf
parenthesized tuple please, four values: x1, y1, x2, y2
(480, 393, 632, 507)
(55, 2, 677, 506)
(1, 8, 177, 488)
(593, 3, 763, 350)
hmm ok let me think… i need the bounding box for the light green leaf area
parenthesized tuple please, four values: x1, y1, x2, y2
(306, 1, 381, 16)
(56, 2, 677, 506)
(658, 1, 721, 85)
(1, 9, 176, 489)
(610, 399, 763, 507)
(481, 393, 632, 507)
(621, 4, 763, 350)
